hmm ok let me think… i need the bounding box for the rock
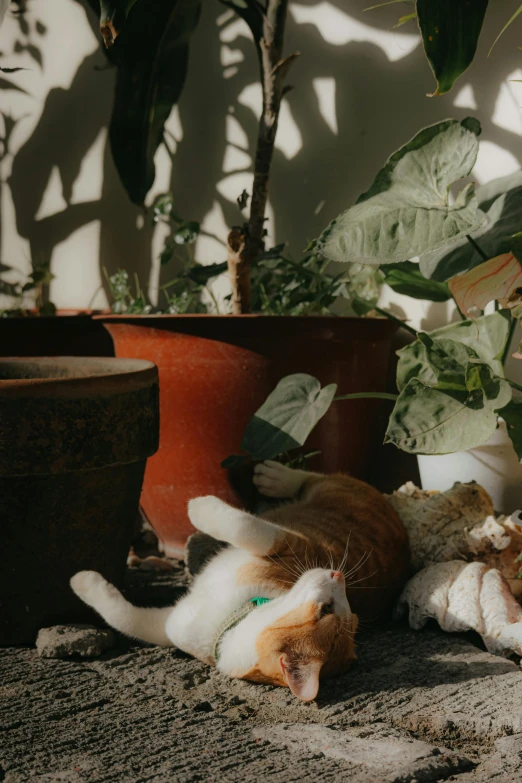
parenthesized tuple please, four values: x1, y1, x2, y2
(36, 624, 115, 658)
(252, 725, 474, 782)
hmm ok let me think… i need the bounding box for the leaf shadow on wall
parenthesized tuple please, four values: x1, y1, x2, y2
(5, 0, 522, 305)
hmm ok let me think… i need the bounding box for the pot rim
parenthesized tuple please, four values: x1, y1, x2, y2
(0, 356, 157, 391)
(95, 313, 390, 322)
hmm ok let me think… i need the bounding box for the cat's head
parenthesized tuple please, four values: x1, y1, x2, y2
(242, 568, 358, 701)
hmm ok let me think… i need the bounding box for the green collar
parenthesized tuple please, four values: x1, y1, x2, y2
(212, 597, 272, 664)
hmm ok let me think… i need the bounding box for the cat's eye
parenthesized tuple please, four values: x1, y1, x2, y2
(321, 601, 334, 617)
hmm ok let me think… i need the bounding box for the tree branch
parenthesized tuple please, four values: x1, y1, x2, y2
(226, 0, 299, 313)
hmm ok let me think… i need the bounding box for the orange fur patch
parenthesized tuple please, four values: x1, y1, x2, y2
(238, 601, 358, 688)
(233, 472, 409, 693)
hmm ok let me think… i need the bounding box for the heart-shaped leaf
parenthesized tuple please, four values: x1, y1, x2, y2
(313, 118, 484, 265)
(397, 312, 511, 384)
(449, 253, 522, 316)
(420, 170, 522, 281)
(386, 373, 511, 454)
(221, 374, 337, 466)
(396, 335, 472, 392)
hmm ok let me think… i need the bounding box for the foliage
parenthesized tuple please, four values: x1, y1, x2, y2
(105, 268, 207, 315)
(232, 111, 522, 462)
(86, 0, 202, 205)
(107, 192, 384, 316)
(0, 256, 56, 317)
(420, 171, 522, 281)
(368, 1, 522, 97)
(387, 328, 512, 454)
(152, 193, 201, 266)
(448, 253, 522, 317)
(249, 249, 382, 316)
(222, 374, 337, 468)
(312, 118, 484, 265)
(416, 0, 488, 96)
(382, 261, 451, 302)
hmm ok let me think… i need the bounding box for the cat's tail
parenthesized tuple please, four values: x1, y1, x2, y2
(70, 571, 173, 646)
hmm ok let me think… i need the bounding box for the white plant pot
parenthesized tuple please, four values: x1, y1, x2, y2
(417, 420, 522, 514)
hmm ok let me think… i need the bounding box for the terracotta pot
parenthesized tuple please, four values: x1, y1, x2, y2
(0, 357, 159, 645)
(99, 315, 397, 557)
(0, 311, 114, 358)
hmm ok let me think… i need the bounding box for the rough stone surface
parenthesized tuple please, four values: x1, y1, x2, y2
(253, 724, 474, 782)
(2, 562, 522, 782)
(36, 624, 115, 659)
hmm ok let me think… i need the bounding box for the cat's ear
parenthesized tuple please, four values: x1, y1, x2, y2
(279, 655, 321, 701)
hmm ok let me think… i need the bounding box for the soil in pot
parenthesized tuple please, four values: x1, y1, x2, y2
(99, 315, 397, 557)
(0, 357, 159, 645)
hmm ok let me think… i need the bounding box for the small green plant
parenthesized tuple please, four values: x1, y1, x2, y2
(0, 256, 56, 317)
(107, 192, 383, 316)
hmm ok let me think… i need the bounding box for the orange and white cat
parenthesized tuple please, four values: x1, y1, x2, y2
(71, 462, 410, 701)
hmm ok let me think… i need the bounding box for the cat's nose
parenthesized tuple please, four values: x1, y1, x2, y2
(331, 571, 345, 584)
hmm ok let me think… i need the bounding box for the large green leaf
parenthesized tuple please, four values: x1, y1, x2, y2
(313, 118, 485, 265)
(396, 335, 472, 392)
(420, 170, 522, 281)
(500, 399, 522, 461)
(385, 373, 511, 455)
(417, 0, 488, 96)
(396, 312, 511, 389)
(222, 374, 337, 466)
(382, 261, 451, 301)
(93, 0, 201, 205)
(429, 311, 510, 377)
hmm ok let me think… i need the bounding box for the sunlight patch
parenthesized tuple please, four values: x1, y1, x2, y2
(453, 84, 477, 110)
(313, 77, 338, 135)
(290, 2, 419, 61)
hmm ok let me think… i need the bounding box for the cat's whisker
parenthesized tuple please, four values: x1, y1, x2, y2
(337, 531, 351, 574)
(343, 549, 371, 581)
(264, 553, 301, 581)
(284, 537, 308, 577)
(346, 568, 380, 587)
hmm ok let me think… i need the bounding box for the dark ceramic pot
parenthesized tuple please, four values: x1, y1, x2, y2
(0, 357, 159, 645)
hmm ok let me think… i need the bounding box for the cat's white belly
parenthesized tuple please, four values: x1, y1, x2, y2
(165, 546, 276, 660)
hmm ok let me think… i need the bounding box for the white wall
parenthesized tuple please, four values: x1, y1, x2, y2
(1, 0, 522, 329)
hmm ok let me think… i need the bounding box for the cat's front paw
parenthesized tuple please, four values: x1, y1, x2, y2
(70, 571, 113, 608)
(253, 460, 304, 498)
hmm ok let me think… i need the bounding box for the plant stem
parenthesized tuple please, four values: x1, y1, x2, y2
(466, 234, 489, 262)
(226, 0, 299, 313)
(334, 392, 398, 402)
(373, 305, 419, 336)
(502, 317, 517, 368)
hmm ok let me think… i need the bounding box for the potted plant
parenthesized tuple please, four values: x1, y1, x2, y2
(263, 115, 522, 513)
(87, 1, 400, 556)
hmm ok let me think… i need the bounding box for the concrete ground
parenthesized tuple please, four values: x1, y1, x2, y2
(2, 562, 522, 783)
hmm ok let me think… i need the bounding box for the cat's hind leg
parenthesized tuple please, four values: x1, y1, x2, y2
(253, 460, 313, 498)
(188, 495, 280, 555)
(70, 571, 173, 646)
